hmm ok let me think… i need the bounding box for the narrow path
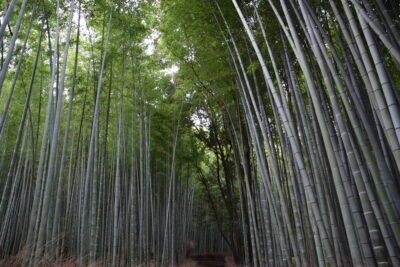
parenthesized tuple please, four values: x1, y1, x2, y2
(189, 253, 236, 267)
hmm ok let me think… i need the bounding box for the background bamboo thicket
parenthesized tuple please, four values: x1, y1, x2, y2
(0, 0, 399, 266)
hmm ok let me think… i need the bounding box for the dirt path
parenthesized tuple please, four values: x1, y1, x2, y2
(183, 253, 236, 267)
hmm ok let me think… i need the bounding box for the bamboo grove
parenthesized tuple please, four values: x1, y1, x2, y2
(0, 0, 399, 266)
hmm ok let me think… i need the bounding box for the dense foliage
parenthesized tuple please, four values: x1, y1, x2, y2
(0, 0, 399, 266)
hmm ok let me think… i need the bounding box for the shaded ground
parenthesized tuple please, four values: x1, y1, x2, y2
(182, 253, 237, 267)
(0, 253, 239, 266)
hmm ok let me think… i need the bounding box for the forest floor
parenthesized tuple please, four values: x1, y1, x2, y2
(183, 253, 237, 267)
(0, 253, 239, 267)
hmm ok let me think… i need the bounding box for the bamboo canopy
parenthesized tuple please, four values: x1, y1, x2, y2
(0, 0, 399, 266)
